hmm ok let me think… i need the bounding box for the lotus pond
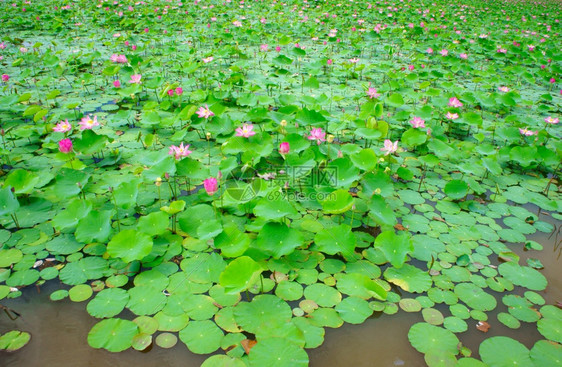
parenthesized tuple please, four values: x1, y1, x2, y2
(0, 0, 561, 366)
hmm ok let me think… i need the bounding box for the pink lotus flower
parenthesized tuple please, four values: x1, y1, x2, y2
(519, 127, 537, 136)
(349, 58, 359, 63)
(528, 45, 535, 51)
(233, 20, 242, 27)
(235, 124, 256, 138)
(202, 56, 213, 63)
(545, 116, 559, 124)
(446, 112, 459, 120)
(260, 44, 268, 52)
(110, 54, 119, 62)
(113, 80, 121, 88)
(426, 47, 434, 54)
(275, 46, 281, 52)
(203, 177, 218, 196)
(1, 74, 9, 82)
(381, 139, 398, 156)
(549, 78, 556, 84)
(367, 87, 380, 99)
(53, 119, 72, 133)
(0, 42, 6, 50)
(459, 53, 468, 60)
(129, 74, 142, 84)
(168, 142, 192, 160)
(117, 55, 127, 63)
(307, 127, 326, 145)
(408, 65, 414, 71)
(196, 105, 214, 119)
(279, 142, 290, 155)
(58, 138, 73, 153)
(327, 59, 333, 65)
(498, 86, 510, 93)
(409, 117, 425, 128)
(497, 48, 507, 54)
(440, 49, 448, 56)
(79, 115, 99, 130)
(167, 89, 174, 96)
(175, 87, 183, 95)
(448, 97, 463, 108)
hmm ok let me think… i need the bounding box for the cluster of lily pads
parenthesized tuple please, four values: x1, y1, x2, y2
(0, 0, 561, 366)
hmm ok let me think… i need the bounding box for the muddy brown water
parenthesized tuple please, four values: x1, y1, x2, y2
(1, 214, 560, 367)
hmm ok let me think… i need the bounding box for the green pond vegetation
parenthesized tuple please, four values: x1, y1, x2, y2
(0, 0, 561, 366)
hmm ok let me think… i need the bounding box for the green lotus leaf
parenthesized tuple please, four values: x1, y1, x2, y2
(497, 312, 521, 329)
(133, 316, 159, 335)
(374, 230, 413, 268)
(320, 189, 354, 214)
(137, 211, 169, 236)
(334, 273, 387, 300)
(87, 288, 129, 318)
(155, 333, 178, 349)
(275, 281, 304, 301)
(219, 256, 263, 294)
(253, 197, 297, 220)
(312, 224, 356, 257)
(69, 284, 93, 302)
(233, 295, 292, 334)
(408, 322, 459, 355)
(88, 318, 138, 352)
(75, 210, 113, 244)
(479, 336, 532, 366)
(384, 264, 432, 293)
(498, 262, 547, 291)
(454, 283, 497, 311)
(3, 169, 39, 195)
(530, 340, 562, 367)
(0, 331, 31, 352)
(0, 248, 23, 268)
(444, 180, 469, 200)
(422, 308, 444, 325)
(248, 337, 309, 367)
(153, 311, 189, 332)
(201, 355, 246, 367)
(107, 229, 153, 263)
(303, 283, 342, 307)
(127, 286, 167, 316)
(0, 187, 19, 216)
(179, 320, 223, 355)
(255, 222, 304, 259)
(335, 296, 373, 324)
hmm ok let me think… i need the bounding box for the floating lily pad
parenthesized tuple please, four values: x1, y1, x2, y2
(454, 283, 497, 311)
(201, 355, 246, 367)
(219, 256, 263, 294)
(497, 312, 521, 329)
(87, 288, 129, 318)
(179, 320, 223, 354)
(335, 297, 373, 324)
(69, 284, 93, 302)
(0, 331, 31, 352)
(248, 338, 309, 367)
(479, 336, 532, 366)
(384, 264, 432, 293)
(498, 262, 547, 291)
(408, 323, 459, 355)
(155, 333, 178, 349)
(530, 340, 562, 367)
(87, 318, 139, 352)
(234, 295, 292, 334)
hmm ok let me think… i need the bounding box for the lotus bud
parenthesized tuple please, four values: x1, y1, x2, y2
(280, 119, 287, 127)
(155, 177, 162, 187)
(165, 172, 170, 180)
(337, 150, 343, 158)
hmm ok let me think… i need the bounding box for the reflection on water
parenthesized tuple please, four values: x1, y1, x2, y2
(1, 215, 560, 367)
